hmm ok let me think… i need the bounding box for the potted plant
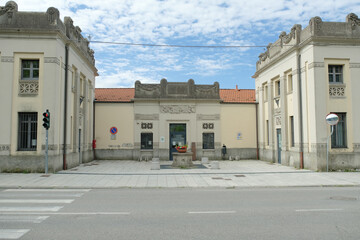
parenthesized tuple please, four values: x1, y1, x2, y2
(176, 144, 188, 153)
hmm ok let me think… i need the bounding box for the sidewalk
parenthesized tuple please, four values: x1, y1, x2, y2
(0, 160, 359, 189)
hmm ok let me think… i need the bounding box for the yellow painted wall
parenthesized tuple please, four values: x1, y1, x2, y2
(95, 103, 134, 149)
(221, 104, 257, 148)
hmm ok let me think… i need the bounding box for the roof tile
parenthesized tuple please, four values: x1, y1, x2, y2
(95, 88, 256, 103)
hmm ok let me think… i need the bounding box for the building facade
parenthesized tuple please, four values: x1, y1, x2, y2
(0, 1, 98, 172)
(253, 13, 360, 171)
(94, 79, 257, 161)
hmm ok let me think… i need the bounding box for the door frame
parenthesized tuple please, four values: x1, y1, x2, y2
(169, 123, 186, 160)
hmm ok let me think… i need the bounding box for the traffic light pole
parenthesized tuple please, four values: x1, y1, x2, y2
(45, 128, 48, 174)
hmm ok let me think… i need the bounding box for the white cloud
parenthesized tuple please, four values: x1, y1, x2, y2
(12, 0, 360, 88)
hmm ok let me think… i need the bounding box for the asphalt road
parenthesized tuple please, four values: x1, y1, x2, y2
(0, 187, 359, 240)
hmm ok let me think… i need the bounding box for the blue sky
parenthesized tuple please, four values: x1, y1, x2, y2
(15, 0, 360, 89)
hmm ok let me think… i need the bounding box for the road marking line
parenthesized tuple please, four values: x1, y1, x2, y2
(0, 216, 48, 223)
(295, 208, 343, 212)
(0, 206, 63, 212)
(0, 212, 130, 216)
(1, 193, 84, 198)
(0, 229, 30, 239)
(0, 199, 74, 204)
(4, 189, 90, 192)
(188, 211, 236, 214)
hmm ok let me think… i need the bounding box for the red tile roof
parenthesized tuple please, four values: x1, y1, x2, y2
(95, 88, 256, 103)
(219, 89, 256, 103)
(95, 88, 135, 102)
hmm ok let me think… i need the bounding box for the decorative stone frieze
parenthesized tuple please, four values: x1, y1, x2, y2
(160, 105, 196, 114)
(1, 56, 14, 62)
(134, 79, 220, 100)
(19, 82, 39, 95)
(329, 85, 345, 97)
(135, 114, 159, 120)
(44, 57, 60, 65)
(0, 145, 10, 151)
(346, 13, 360, 30)
(275, 116, 281, 125)
(197, 114, 220, 120)
(309, 16, 322, 35)
(308, 62, 325, 69)
(46, 7, 59, 25)
(0, 1, 17, 24)
(350, 63, 360, 68)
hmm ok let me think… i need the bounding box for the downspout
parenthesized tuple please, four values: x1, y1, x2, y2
(93, 98, 96, 160)
(297, 52, 304, 169)
(255, 103, 259, 160)
(63, 44, 69, 170)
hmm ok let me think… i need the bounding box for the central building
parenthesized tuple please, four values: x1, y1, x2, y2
(94, 79, 257, 161)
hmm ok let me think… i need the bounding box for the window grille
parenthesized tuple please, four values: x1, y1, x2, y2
(331, 113, 347, 148)
(203, 133, 214, 149)
(141, 133, 153, 149)
(18, 113, 38, 151)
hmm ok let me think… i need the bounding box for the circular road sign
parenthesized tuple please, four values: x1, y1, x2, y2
(110, 127, 118, 135)
(326, 113, 339, 126)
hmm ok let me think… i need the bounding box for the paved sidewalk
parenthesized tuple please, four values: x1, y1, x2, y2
(0, 160, 359, 189)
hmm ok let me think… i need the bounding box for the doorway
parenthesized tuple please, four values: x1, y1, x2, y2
(276, 128, 281, 164)
(169, 124, 186, 160)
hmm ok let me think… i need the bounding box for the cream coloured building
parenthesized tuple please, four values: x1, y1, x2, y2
(0, 2, 98, 172)
(253, 13, 360, 171)
(94, 79, 257, 161)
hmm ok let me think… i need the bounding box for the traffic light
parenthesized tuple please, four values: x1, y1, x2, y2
(42, 110, 50, 130)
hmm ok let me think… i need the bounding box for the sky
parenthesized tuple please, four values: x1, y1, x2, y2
(12, 0, 360, 89)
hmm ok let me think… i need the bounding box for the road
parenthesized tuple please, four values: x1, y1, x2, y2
(0, 187, 359, 240)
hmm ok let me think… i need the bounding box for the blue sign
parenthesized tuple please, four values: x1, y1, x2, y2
(110, 127, 118, 135)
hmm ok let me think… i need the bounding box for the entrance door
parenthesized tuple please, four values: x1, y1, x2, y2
(276, 129, 281, 164)
(169, 124, 186, 160)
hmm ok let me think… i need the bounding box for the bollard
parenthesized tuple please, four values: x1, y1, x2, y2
(151, 159, 160, 170)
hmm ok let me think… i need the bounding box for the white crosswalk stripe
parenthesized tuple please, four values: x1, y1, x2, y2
(0, 216, 48, 223)
(0, 199, 74, 203)
(0, 229, 30, 239)
(0, 188, 90, 239)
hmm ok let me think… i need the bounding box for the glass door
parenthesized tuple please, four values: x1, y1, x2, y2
(169, 124, 186, 160)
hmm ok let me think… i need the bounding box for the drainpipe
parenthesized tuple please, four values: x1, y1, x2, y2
(93, 98, 96, 160)
(63, 44, 69, 170)
(297, 52, 304, 169)
(255, 103, 259, 159)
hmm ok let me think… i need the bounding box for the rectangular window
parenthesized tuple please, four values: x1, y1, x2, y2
(263, 84, 268, 102)
(21, 60, 39, 80)
(18, 113, 38, 151)
(203, 133, 214, 149)
(275, 80, 280, 97)
(328, 65, 343, 83)
(287, 74, 293, 92)
(141, 133, 153, 149)
(290, 116, 294, 147)
(331, 113, 347, 148)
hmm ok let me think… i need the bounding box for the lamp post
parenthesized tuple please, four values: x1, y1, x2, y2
(325, 113, 339, 172)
